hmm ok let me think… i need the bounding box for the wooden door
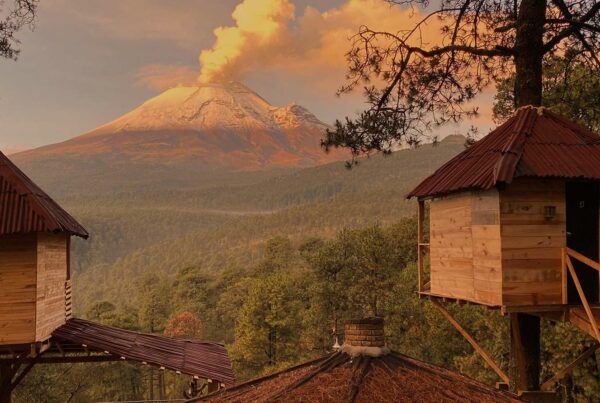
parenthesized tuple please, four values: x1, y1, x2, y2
(566, 182, 600, 304)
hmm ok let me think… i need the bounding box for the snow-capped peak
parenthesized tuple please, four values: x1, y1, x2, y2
(88, 81, 328, 136)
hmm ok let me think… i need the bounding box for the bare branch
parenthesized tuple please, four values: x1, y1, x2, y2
(543, 1, 600, 51)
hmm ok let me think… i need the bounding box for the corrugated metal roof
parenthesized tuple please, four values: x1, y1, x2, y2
(0, 151, 88, 238)
(407, 107, 600, 199)
(52, 318, 235, 385)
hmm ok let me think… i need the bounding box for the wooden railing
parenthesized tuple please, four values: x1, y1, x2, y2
(417, 200, 430, 293)
(65, 280, 73, 321)
(562, 247, 600, 341)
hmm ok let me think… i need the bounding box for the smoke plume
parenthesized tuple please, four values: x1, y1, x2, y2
(198, 0, 295, 83)
(197, 0, 443, 85)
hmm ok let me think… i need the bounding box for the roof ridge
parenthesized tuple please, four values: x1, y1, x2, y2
(492, 107, 538, 184)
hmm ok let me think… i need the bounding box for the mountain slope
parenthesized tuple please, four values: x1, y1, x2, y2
(64, 137, 466, 308)
(14, 82, 342, 174)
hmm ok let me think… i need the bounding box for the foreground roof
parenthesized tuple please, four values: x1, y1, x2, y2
(408, 106, 600, 199)
(194, 350, 521, 403)
(52, 318, 235, 385)
(0, 151, 88, 238)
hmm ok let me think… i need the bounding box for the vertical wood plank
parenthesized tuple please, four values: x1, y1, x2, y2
(561, 248, 568, 304)
(418, 199, 425, 293)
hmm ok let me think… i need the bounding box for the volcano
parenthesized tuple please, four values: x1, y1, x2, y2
(15, 82, 343, 171)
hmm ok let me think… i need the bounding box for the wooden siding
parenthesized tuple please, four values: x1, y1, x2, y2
(35, 233, 68, 341)
(430, 192, 475, 301)
(0, 234, 37, 344)
(500, 178, 566, 305)
(429, 190, 503, 304)
(472, 190, 502, 305)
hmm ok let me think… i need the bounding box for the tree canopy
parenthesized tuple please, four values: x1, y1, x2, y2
(494, 55, 600, 132)
(0, 0, 37, 60)
(323, 0, 600, 160)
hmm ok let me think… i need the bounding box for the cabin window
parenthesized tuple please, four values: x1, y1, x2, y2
(544, 205, 557, 220)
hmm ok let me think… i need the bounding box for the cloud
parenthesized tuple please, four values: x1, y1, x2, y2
(135, 64, 198, 91)
(197, 0, 444, 84)
(47, 0, 235, 50)
(198, 0, 296, 83)
(196, 0, 498, 130)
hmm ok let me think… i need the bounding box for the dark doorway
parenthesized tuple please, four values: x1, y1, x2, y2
(566, 182, 600, 304)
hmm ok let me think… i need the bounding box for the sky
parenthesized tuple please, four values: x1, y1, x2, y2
(0, 0, 494, 153)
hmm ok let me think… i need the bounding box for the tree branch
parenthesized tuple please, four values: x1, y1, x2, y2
(543, 1, 600, 51)
(550, 0, 600, 66)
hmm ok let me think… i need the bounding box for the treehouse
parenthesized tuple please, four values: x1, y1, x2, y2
(0, 152, 88, 346)
(0, 151, 234, 402)
(408, 106, 600, 340)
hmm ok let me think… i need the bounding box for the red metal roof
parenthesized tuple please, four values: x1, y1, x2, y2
(0, 151, 88, 238)
(407, 106, 600, 199)
(52, 318, 235, 385)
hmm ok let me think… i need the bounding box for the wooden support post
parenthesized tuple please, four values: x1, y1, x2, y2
(9, 362, 36, 394)
(417, 200, 424, 292)
(541, 342, 600, 391)
(430, 300, 509, 384)
(0, 364, 16, 403)
(561, 248, 568, 304)
(207, 379, 220, 394)
(509, 313, 541, 393)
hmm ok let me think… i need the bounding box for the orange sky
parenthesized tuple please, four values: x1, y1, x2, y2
(0, 0, 496, 151)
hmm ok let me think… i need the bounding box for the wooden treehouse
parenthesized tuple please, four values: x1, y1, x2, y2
(408, 106, 600, 398)
(0, 151, 234, 402)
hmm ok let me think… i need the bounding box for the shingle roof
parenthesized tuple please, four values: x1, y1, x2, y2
(52, 318, 235, 385)
(193, 350, 521, 402)
(407, 106, 600, 199)
(0, 151, 88, 238)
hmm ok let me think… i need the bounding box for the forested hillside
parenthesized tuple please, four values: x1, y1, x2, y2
(44, 136, 465, 308)
(12, 135, 600, 401)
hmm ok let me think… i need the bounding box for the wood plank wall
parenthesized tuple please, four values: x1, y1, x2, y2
(472, 190, 502, 305)
(430, 192, 475, 301)
(36, 233, 68, 341)
(500, 178, 565, 305)
(0, 234, 37, 344)
(430, 190, 502, 304)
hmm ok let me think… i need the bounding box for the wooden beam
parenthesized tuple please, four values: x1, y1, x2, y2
(418, 291, 499, 308)
(430, 300, 509, 384)
(502, 304, 569, 314)
(561, 248, 568, 304)
(541, 342, 600, 391)
(0, 355, 119, 365)
(566, 256, 600, 341)
(55, 342, 64, 357)
(417, 199, 425, 293)
(509, 313, 541, 392)
(0, 362, 20, 403)
(10, 360, 37, 392)
(566, 248, 600, 273)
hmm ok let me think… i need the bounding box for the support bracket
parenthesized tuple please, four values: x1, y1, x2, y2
(430, 300, 510, 384)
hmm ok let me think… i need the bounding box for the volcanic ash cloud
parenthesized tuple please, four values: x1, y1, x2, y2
(198, 0, 295, 84)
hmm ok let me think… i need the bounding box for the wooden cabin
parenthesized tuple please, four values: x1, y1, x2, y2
(0, 152, 237, 402)
(0, 151, 88, 346)
(408, 106, 600, 311)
